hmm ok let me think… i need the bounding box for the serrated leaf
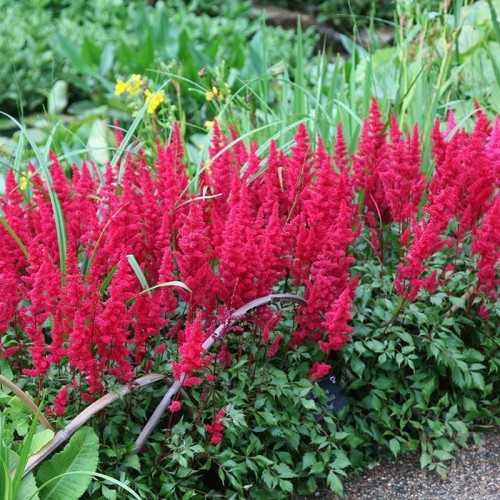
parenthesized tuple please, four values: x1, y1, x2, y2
(389, 438, 401, 457)
(301, 398, 317, 410)
(331, 450, 350, 469)
(101, 485, 117, 500)
(327, 471, 343, 496)
(471, 372, 485, 391)
(449, 420, 468, 435)
(123, 454, 141, 472)
(278, 479, 293, 493)
(36, 427, 99, 500)
(302, 452, 316, 469)
(420, 452, 432, 468)
(273, 463, 296, 479)
(433, 449, 454, 461)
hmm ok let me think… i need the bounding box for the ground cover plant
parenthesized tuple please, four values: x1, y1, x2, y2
(0, 96, 498, 497)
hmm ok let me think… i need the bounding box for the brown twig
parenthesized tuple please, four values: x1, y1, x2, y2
(447, 285, 475, 315)
(0, 375, 54, 432)
(131, 293, 306, 455)
(22, 373, 166, 477)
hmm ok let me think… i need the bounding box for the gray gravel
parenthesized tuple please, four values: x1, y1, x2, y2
(309, 426, 499, 499)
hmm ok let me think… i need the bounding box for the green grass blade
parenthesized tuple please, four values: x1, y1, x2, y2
(127, 254, 150, 294)
(112, 79, 171, 182)
(0, 112, 67, 272)
(0, 216, 29, 259)
(11, 404, 43, 497)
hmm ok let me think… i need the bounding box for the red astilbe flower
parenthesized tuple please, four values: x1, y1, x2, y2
(0, 265, 19, 336)
(1, 171, 31, 271)
(19, 238, 62, 376)
(93, 255, 137, 383)
(129, 290, 166, 367)
(395, 187, 456, 301)
(284, 123, 314, 215)
(334, 123, 350, 173)
(268, 334, 283, 356)
(70, 162, 100, 252)
(319, 280, 358, 353)
(205, 407, 226, 444)
(28, 164, 60, 260)
(155, 122, 189, 213)
(200, 121, 237, 215)
(64, 248, 101, 386)
(50, 384, 70, 417)
(217, 182, 260, 308)
(471, 195, 500, 298)
(294, 199, 357, 344)
(169, 400, 181, 413)
(261, 139, 290, 218)
(174, 201, 219, 318)
(429, 111, 496, 236)
(308, 361, 331, 381)
(353, 98, 390, 224)
(294, 136, 355, 283)
(487, 117, 500, 185)
(380, 116, 425, 224)
(155, 226, 178, 318)
(252, 203, 286, 295)
(172, 314, 212, 386)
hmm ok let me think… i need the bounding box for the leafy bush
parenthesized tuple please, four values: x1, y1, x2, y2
(0, 98, 498, 496)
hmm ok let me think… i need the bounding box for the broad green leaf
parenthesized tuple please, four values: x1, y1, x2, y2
(36, 427, 99, 500)
(17, 472, 39, 500)
(29, 429, 54, 455)
(48, 80, 68, 115)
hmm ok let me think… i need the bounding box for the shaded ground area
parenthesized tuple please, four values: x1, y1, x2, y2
(308, 427, 499, 499)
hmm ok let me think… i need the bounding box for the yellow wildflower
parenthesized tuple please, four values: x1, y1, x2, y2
(128, 74, 143, 95)
(19, 172, 32, 191)
(205, 86, 220, 101)
(204, 120, 214, 131)
(114, 79, 129, 96)
(144, 89, 165, 114)
(130, 74, 143, 86)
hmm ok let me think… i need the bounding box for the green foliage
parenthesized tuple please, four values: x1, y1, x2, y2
(36, 428, 99, 500)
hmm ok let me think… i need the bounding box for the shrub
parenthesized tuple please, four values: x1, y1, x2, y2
(0, 102, 498, 497)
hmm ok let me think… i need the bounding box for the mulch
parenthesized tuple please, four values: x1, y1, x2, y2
(305, 426, 499, 499)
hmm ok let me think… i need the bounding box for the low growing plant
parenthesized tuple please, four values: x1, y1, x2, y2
(0, 99, 498, 496)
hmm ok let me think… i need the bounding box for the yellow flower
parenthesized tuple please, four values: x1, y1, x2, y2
(130, 74, 143, 87)
(204, 120, 214, 131)
(114, 79, 129, 96)
(128, 74, 143, 95)
(205, 86, 220, 101)
(19, 172, 32, 191)
(144, 89, 165, 114)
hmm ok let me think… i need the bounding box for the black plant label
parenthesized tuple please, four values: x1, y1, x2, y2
(317, 375, 348, 414)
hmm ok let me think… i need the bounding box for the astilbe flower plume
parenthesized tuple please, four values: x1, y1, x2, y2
(308, 362, 331, 381)
(172, 315, 213, 386)
(471, 196, 500, 299)
(205, 407, 226, 444)
(380, 116, 425, 225)
(174, 201, 219, 318)
(19, 238, 62, 376)
(353, 98, 389, 224)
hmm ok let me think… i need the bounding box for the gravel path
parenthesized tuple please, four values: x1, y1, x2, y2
(309, 427, 499, 499)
